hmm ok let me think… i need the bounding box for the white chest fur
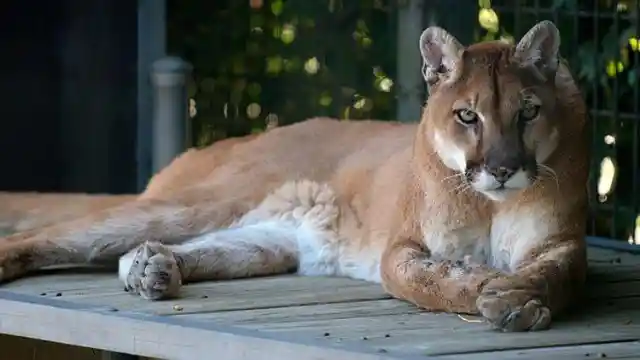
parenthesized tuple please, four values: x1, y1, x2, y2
(422, 224, 492, 265)
(421, 205, 552, 272)
(490, 206, 555, 271)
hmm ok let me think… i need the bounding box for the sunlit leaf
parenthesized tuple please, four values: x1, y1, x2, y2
(478, 8, 499, 33)
(246, 103, 261, 119)
(304, 57, 320, 74)
(265, 56, 283, 74)
(379, 78, 393, 92)
(629, 37, 639, 51)
(281, 24, 296, 44)
(271, 0, 283, 16)
(597, 156, 617, 200)
(319, 93, 333, 107)
(478, 0, 491, 9)
(605, 60, 624, 77)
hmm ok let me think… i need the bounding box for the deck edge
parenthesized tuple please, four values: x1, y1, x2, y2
(0, 290, 427, 360)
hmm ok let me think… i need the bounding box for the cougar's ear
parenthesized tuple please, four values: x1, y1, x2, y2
(513, 20, 561, 81)
(419, 26, 464, 88)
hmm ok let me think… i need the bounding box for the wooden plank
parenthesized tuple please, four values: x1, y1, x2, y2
(3, 275, 390, 314)
(4, 273, 121, 293)
(0, 291, 420, 360)
(5, 274, 638, 358)
(587, 265, 640, 283)
(205, 299, 640, 357)
(256, 316, 640, 357)
(587, 247, 640, 265)
(177, 295, 640, 326)
(586, 280, 640, 299)
(4, 270, 638, 317)
(429, 341, 640, 360)
(175, 299, 421, 325)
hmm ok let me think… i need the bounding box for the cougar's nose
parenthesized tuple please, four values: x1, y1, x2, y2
(485, 166, 516, 183)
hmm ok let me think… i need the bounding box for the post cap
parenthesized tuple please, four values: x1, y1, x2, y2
(151, 56, 193, 75)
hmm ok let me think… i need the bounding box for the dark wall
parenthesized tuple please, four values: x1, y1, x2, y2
(0, 0, 138, 194)
(0, 2, 62, 191)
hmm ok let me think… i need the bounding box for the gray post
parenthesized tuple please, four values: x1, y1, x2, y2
(137, 0, 166, 191)
(150, 56, 193, 174)
(396, 0, 424, 123)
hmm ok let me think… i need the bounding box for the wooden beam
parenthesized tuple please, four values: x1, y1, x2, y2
(0, 291, 403, 360)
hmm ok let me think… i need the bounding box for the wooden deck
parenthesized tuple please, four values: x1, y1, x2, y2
(0, 246, 639, 359)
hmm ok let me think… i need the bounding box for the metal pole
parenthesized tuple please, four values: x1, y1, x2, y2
(150, 56, 193, 174)
(396, 0, 424, 123)
(137, 0, 166, 191)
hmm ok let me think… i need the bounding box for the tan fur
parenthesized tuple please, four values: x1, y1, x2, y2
(0, 21, 589, 332)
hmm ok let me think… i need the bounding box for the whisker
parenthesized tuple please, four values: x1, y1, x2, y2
(439, 170, 474, 196)
(450, 178, 472, 195)
(440, 172, 466, 184)
(536, 163, 560, 191)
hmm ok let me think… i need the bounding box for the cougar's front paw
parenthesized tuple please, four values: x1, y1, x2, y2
(476, 277, 551, 332)
(121, 241, 182, 301)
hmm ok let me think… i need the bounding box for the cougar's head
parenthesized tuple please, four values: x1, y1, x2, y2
(419, 21, 563, 202)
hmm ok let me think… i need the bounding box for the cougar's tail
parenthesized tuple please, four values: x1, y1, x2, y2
(0, 192, 138, 234)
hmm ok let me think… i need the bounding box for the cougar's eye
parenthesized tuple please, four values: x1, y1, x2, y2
(520, 104, 540, 122)
(454, 109, 479, 125)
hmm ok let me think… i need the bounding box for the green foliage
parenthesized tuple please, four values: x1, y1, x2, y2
(167, 0, 398, 146)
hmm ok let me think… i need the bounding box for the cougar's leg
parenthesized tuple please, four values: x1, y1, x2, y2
(118, 180, 340, 301)
(0, 185, 263, 282)
(381, 238, 504, 314)
(0, 192, 137, 234)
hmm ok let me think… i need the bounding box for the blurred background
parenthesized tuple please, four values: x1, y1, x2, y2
(0, 0, 638, 246)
